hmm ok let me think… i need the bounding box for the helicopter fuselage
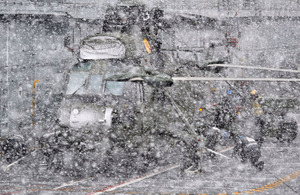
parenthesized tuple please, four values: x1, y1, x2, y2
(58, 59, 144, 130)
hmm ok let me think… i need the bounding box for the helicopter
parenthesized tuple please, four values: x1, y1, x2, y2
(49, 1, 266, 175)
(1, 0, 299, 177)
(47, 0, 235, 176)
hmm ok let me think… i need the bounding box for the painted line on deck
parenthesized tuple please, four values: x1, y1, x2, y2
(232, 169, 300, 194)
(86, 163, 180, 195)
(217, 146, 235, 153)
(1, 146, 299, 195)
(53, 177, 92, 190)
(1, 169, 300, 195)
(96, 169, 300, 195)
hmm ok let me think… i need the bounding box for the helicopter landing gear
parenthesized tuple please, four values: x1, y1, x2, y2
(0, 137, 28, 164)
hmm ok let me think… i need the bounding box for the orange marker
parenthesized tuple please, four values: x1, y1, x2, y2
(144, 39, 151, 54)
(32, 80, 40, 127)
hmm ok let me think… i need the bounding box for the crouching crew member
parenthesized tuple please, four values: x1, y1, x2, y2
(233, 136, 264, 171)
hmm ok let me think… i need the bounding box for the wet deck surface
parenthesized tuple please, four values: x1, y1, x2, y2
(1, 133, 300, 195)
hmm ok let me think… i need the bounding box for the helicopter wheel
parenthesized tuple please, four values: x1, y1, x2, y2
(39, 130, 105, 177)
(101, 143, 157, 177)
(45, 149, 98, 178)
(0, 138, 28, 164)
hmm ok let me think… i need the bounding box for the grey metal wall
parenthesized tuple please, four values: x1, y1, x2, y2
(1, 0, 300, 19)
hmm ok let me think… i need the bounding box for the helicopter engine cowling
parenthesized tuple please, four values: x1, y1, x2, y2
(80, 36, 126, 60)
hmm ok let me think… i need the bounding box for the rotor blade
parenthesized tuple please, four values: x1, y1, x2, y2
(172, 77, 300, 82)
(129, 77, 145, 81)
(208, 64, 300, 73)
(129, 77, 300, 82)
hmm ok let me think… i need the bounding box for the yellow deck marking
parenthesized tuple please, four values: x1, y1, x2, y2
(254, 187, 266, 191)
(86, 169, 300, 195)
(233, 169, 300, 194)
(249, 189, 262, 192)
(4, 168, 300, 195)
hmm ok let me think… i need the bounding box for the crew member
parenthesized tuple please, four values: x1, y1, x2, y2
(213, 90, 238, 140)
(250, 90, 265, 146)
(233, 136, 264, 171)
(250, 90, 264, 116)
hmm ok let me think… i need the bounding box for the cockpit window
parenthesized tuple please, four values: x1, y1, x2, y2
(104, 74, 125, 96)
(105, 81, 125, 96)
(88, 75, 103, 93)
(72, 61, 93, 71)
(66, 72, 89, 95)
(66, 72, 125, 96)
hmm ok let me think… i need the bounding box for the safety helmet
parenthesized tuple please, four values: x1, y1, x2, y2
(250, 90, 257, 95)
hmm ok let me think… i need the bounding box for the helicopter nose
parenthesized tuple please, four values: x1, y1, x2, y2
(69, 106, 113, 129)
